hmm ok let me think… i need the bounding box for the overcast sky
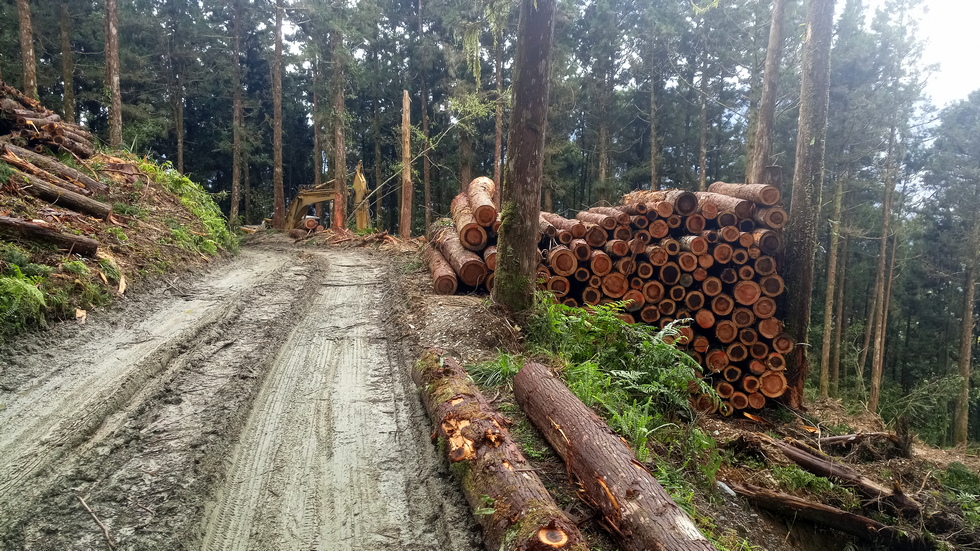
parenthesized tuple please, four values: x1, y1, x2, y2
(865, 0, 980, 108)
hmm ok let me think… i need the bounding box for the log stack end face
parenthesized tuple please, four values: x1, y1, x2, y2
(428, 179, 797, 413)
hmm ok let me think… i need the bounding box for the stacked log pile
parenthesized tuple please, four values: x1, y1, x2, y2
(424, 178, 795, 412)
(1, 81, 96, 159)
(0, 80, 110, 257)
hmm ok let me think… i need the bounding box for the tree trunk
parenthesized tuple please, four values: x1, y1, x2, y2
(421, 76, 432, 229)
(271, 0, 285, 229)
(514, 362, 714, 551)
(783, 0, 835, 409)
(399, 90, 412, 239)
(459, 129, 472, 193)
(597, 78, 611, 204)
(0, 216, 98, 257)
(175, 69, 184, 175)
(649, 43, 659, 190)
(17, 0, 36, 99)
(697, 54, 709, 192)
(492, 0, 556, 312)
(830, 233, 848, 397)
(819, 172, 844, 398)
(374, 100, 383, 228)
(229, 0, 244, 227)
(494, 39, 505, 204)
(105, 0, 121, 146)
(746, 0, 786, 186)
(413, 351, 588, 551)
(330, 30, 347, 230)
(312, 57, 322, 202)
(868, 126, 897, 413)
(954, 204, 980, 445)
(59, 1, 74, 122)
(243, 151, 251, 225)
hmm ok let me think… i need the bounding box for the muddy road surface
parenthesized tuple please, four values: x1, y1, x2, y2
(0, 243, 480, 550)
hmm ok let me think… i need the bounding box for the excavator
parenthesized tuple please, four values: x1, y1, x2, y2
(282, 162, 368, 231)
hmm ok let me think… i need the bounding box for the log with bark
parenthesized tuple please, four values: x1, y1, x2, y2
(730, 483, 929, 550)
(424, 245, 458, 295)
(429, 219, 488, 287)
(760, 434, 921, 517)
(514, 361, 714, 551)
(706, 182, 781, 206)
(4, 168, 111, 219)
(0, 215, 99, 256)
(2, 139, 105, 198)
(467, 176, 497, 227)
(450, 192, 488, 251)
(413, 350, 588, 551)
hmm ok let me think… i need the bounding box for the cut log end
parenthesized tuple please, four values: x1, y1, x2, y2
(537, 526, 570, 548)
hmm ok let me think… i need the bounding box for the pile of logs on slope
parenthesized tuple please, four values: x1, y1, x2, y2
(1, 81, 96, 159)
(424, 179, 795, 413)
(0, 80, 111, 256)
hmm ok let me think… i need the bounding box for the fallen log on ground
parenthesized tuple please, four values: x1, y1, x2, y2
(0, 215, 99, 257)
(761, 435, 921, 517)
(5, 169, 112, 219)
(413, 350, 588, 551)
(514, 361, 714, 551)
(730, 482, 929, 550)
(2, 141, 107, 198)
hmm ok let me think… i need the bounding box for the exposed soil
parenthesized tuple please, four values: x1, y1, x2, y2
(0, 237, 480, 550)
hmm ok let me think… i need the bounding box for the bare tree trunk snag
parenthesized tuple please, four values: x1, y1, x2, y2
(514, 362, 714, 551)
(399, 90, 412, 239)
(413, 350, 588, 551)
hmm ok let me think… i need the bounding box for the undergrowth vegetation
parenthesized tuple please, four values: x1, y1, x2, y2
(469, 294, 735, 543)
(0, 156, 235, 344)
(139, 159, 237, 255)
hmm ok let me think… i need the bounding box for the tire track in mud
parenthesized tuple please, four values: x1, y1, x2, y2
(0, 249, 289, 525)
(198, 254, 478, 551)
(0, 244, 479, 550)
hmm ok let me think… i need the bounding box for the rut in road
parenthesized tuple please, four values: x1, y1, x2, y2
(199, 251, 477, 550)
(0, 245, 478, 551)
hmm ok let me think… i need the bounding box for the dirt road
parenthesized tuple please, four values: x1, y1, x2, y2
(0, 243, 480, 550)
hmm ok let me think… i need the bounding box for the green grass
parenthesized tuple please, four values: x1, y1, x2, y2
(138, 158, 237, 254)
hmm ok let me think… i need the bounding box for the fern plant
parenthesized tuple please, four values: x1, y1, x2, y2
(0, 265, 48, 339)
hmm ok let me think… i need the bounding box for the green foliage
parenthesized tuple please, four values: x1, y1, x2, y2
(0, 242, 31, 267)
(877, 377, 961, 446)
(98, 259, 121, 283)
(771, 464, 861, 510)
(138, 159, 237, 255)
(940, 462, 980, 495)
(467, 354, 522, 387)
(61, 260, 90, 276)
(0, 265, 48, 340)
(112, 202, 147, 218)
(525, 295, 721, 488)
